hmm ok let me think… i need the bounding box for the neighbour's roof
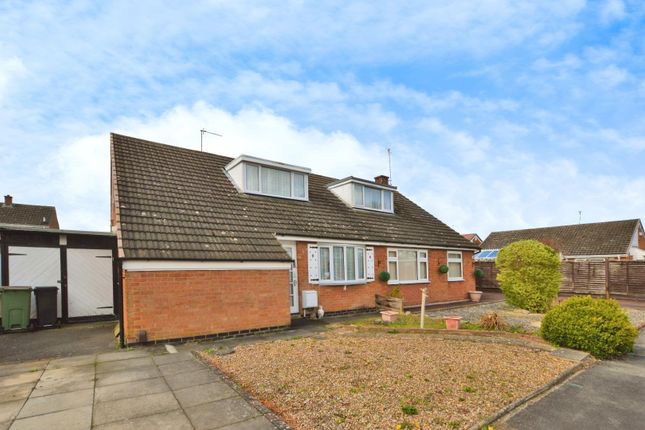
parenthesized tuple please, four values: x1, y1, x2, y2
(481, 219, 641, 257)
(110, 133, 479, 261)
(0, 203, 59, 229)
(462, 233, 481, 242)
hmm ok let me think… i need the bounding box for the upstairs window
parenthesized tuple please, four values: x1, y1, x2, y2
(244, 163, 308, 200)
(352, 183, 393, 212)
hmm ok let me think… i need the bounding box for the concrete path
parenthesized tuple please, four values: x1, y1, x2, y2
(498, 330, 645, 429)
(0, 350, 277, 430)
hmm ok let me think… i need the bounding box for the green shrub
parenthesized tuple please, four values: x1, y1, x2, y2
(474, 268, 484, 278)
(496, 240, 561, 312)
(389, 285, 402, 298)
(541, 296, 638, 359)
(401, 404, 418, 415)
(379, 271, 391, 282)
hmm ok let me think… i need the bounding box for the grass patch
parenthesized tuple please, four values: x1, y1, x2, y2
(401, 404, 419, 415)
(351, 313, 446, 329)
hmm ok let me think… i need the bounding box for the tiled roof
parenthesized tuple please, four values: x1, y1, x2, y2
(0, 203, 59, 229)
(111, 133, 479, 261)
(481, 219, 641, 257)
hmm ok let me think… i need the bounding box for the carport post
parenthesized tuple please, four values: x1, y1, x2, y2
(60, 238, 68, 323)
(0, 238, 8, 286)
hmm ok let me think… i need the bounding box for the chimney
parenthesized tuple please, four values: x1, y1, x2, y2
(3, 195, 12, 206)
(374, 175, 389, 186)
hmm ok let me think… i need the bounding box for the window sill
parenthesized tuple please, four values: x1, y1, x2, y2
(319, 280, 368, 286)
(388, 280, 430, 285)
(448, 277, 464, 282)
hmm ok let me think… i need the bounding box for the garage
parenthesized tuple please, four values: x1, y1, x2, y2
(0, 226, 117, 324)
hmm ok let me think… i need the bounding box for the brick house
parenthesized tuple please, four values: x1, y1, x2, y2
(111, 134, 479, 344)
(0, 195, 59, 229)
(477, 219, 645, 262)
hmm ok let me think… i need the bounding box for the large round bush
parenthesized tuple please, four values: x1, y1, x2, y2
(496, 240, 561, 312)
(542, 296, 638, 359)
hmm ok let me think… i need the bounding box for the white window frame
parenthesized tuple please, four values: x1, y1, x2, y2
(386, 248, 429, 284)
(447, 251, 464, 281)
(243, 162, 308, 201)
(352, 183, 394, 213)
(318, 244, 367, 285)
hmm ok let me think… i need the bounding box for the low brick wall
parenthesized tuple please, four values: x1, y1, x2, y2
(122, 269, 291, 344)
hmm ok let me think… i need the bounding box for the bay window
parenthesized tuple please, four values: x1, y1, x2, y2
(387, 249, 428, 283)
(447, 251, 463, 281)
(319, 244, 366, 284)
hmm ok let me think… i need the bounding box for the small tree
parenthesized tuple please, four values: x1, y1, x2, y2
(496, 240, 561, 312)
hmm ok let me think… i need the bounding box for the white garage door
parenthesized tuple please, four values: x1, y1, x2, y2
(8, 246, 61, 319)
(67, 248, 113, 318)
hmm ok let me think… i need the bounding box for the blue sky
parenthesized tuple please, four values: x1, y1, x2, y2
(1, 0, 644, 237)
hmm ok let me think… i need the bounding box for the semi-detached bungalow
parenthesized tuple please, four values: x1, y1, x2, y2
(111, 133, 479, 344)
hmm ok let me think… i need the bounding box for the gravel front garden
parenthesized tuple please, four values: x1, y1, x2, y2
(204, 330, 574, 430)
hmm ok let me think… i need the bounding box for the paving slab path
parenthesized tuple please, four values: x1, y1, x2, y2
(0, 350, 278, 430)
(497, 329, 645, 429)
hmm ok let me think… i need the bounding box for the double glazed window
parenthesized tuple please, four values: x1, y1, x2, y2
(447, 251, 463, 281)
(387, 249, 428, 283)
(352, 183, 393, 212)
(319, 245, 366, 283)
(244, 163, 307, 200)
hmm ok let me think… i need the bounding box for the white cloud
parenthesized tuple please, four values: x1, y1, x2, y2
(600, 0, 626, 25)
(589, 64, 630, 88)
(0, 55, 26, 103)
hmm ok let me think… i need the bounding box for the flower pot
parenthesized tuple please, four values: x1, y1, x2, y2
(468, 291, 483, 302)
(443, 316, 462, 330)
(381, 310, 399, 323)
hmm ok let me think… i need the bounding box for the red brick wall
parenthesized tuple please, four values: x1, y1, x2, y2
(295, 242, 475, 313)
(122, 269, 291, 344)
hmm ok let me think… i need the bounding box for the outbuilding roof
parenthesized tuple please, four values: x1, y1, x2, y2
(481, 219, 642, 257)
(110, 133, 479, 261)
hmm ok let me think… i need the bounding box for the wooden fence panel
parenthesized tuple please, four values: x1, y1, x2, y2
(478, 260, 645, 299)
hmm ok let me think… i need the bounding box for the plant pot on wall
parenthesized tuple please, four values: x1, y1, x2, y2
(439, 264, 449, 274)
(379, 271, 391, 282)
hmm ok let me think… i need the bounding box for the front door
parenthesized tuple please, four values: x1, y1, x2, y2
(284, 246, 299, 314)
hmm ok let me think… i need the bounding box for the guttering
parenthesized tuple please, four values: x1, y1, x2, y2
(274, 235, 478, 251)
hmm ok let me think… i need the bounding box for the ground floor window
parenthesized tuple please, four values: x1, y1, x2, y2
(387, 249, 428, 283)
(447, 251, 463, 281)
(319, 245, 366, 284)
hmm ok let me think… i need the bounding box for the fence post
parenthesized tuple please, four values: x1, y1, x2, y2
(626, 261, 630, 296)
(604, 259, 610, 299)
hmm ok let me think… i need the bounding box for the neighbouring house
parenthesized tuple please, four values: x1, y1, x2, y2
(477, 219, 645, 262)
(462, 233, 483, 246)
(111, 133, 480, 344)
(0, 195, 59, 229)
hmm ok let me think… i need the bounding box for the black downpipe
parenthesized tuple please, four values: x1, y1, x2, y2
(116, 259, 125, 348)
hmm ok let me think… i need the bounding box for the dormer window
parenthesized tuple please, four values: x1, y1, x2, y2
(353, 183, 393, 212)
(226, 155, 310, 201)
(328, 176, 396, 213)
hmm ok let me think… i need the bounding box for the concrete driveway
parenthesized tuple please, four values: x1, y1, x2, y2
(0, 322, 117, 363)
(0, 350, 279, 430)
(498, 330, 645, 429)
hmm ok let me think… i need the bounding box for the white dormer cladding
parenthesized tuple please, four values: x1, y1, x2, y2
(328, 177, 395, 213)
(225, 155, 311, 201)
